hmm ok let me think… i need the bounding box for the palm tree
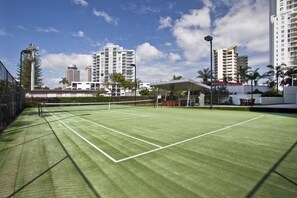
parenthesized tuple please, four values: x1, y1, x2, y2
(266, 64, 285, 93)
(59, 77, 69, 89)
(197, 68, 212, 85)
(282, 66, 297, 86)
(222, 74, 233, 83)
(172, 75, 183, 80)
(247, 68, 261, 106)
(237, 65, 250, 84)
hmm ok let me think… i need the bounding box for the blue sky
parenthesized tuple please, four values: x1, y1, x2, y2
(0, 0, 269, 88)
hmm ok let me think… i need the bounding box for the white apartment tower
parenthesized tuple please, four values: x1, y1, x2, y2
(92, 44, 135, 95)
(270, 0, 297, 67)
(214, 46, 238, 82)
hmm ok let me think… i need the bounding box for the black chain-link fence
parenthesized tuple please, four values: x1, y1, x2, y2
(0, 61, 25, 132)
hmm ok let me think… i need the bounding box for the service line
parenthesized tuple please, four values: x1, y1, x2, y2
(115, 115, 265, 163)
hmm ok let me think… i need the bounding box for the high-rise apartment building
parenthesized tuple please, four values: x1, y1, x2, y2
(92, 44, 135, 95)
(214, 46, 238, 82)
(270, 0, 297, 67)
(65, 64, 80, 84)
(237, 56, 249, 69)
(84, 65, 92, 82)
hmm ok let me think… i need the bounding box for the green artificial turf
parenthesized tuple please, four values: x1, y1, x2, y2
(0, 106, 296, 197)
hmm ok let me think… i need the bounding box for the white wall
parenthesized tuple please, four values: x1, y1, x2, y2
(284, 87, 297, 104)
(260, 97, 284, 104)
(227, 85, 271, 94)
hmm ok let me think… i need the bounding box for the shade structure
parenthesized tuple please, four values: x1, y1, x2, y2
(151, 80, 210, 107)
(151, 79, 210, 92)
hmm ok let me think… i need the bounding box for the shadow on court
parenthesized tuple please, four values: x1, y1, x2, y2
(245, 140, 297, 197)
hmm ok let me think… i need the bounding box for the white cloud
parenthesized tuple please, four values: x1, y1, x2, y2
(41, 53, 92, 71)
(213, 0, 269, 52)
(0, 28, 8, 36)
(165, 42, 172, 46)
(249, 54, 269, 68)
(121, 3, 160, 15)
(71, 31, 102, 47)
(202, 0, 213, 8)
(158, 16, 172, 30)
(136, 42, 164, 63)
(17, 25, 26, 30)
(73, 0, 88, 7)
(176, 8, 211, 29)
(93, 9, 118, 26)
(36, 27, 60, 33)
(72, 31, 85, 38)
(168, 53, 181, 62)
(172, 7, 211, 61)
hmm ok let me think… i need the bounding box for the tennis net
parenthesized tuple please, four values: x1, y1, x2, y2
(38, 99, 155, 116)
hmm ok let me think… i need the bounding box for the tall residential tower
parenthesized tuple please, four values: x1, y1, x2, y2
(92, 44, 135, 96)
(214, 46, 238, 82)
(270, 0, 297, 67)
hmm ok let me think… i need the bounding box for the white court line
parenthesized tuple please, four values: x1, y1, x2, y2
(68, 112, 162, 148)
(47, 108, 264, 163)
(46, 110, 118, 163)
(115, 115, 265, 163)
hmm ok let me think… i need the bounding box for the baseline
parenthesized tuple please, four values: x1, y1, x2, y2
(115, 115, 265, 163)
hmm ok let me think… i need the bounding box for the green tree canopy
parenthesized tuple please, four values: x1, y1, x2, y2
(172, 75, 183, 80)
(59, 77, 69, 89)
(17, 43, 43, 92)
(197, 68, 212, 85)
(237, 65, 250, 84)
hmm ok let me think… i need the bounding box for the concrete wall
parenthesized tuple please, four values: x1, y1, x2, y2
(260, 97, 284, 104)
(284, 87, 297, 104)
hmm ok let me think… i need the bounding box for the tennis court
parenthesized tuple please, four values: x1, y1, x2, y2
(1, 102, 296, 197)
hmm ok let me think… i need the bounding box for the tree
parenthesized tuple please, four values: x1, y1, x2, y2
(237, 65, 250, 84)
(222, 74, 233, 83)
(109, 73, 126, 96)
(266, 64, 285, 93)
(121, 80, 134, 91)
(139, 88, 150, 96)
(59, 77, 69, 89)
(197, 68, 212, 85)
(281, 66, 297, 86)
(172, 75, 183, 80)
(17, 43, 43, 92)
(247, 68, 261, 105)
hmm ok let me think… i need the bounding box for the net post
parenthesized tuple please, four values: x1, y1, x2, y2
(38, 103, 41, 116)
(108, 102, 111, 111)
